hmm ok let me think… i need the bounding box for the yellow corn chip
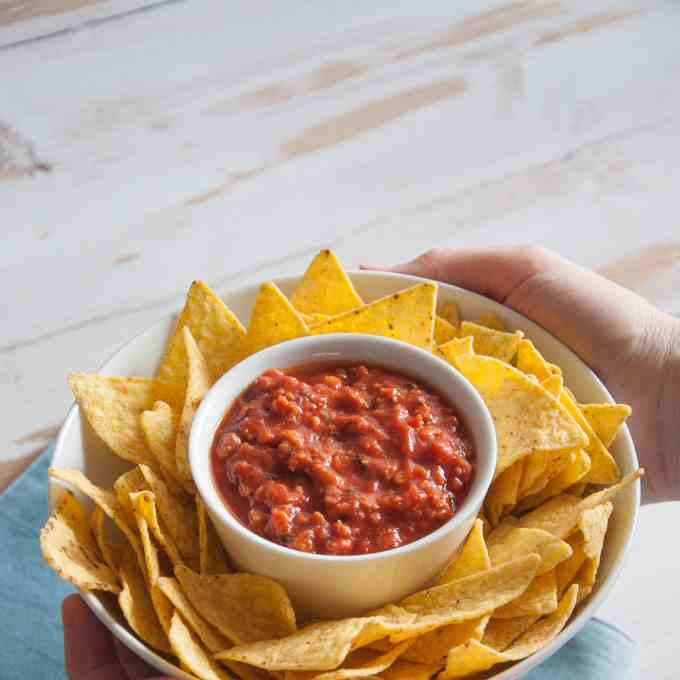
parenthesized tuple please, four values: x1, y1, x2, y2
(300, 312, 331, 325)
(244, 282, 309, 357)
(578, 502, 613, 561)
(310, 283, 437, 351)
(481, 616, 539, 652)
(579, 403, 631, 447)
(438, 336, 474, 367)
(176, 327, 213, 482)
(540, 374, 563, 398)
(438, 302, 460, 328)
(114, 467, 149, 529)
(380, 659, 443, 679)
(156, 576, 228, 652)
(434, 315, 458, 346)
(556, 535, 587, 597)
(91, 505, 121, 572)
(69, 373, 183, 468)
(196, 496, 231, 575)
(558, 390, 620, 485)
(474, 313, 507, 331)
(175, 565, 296, 646)
(118, 542, 171, 652)
(40, 491, 120, 593)
(518, 469, 642, 539)
(516, 339, 552, 382)
(139, 464, 198, 567)
(487, 527, 572, 576)
(290, 250, 363, 315)
(485, 461, 523, 526)
(157, 280, 246, 387)
(437, 519, 489, 584)
(455, 354, 588, 476)
(140, 400, 186, 491)
(132, 490, 184, 568)
(439, 585, 578, 678)
(493, 570, 558, 619)
(169, 612, 233, 680)
(458, 321, 522, 363)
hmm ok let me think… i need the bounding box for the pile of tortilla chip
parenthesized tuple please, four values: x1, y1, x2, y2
(41, 249, 642, 679)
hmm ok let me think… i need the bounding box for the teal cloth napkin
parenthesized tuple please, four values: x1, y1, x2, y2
(0, 447, 638, 680)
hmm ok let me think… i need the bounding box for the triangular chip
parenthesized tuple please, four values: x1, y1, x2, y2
(438, 302, 459, 328)
(157, 280, 246, 387)
(455, 354, 588, 476)
(540, 374, 563, 398)
(140, 401, 186, 490)
(474, 313, 507, 331)
(487, 527, 572, 576)
(175, 565, 296, 646)
(439, 336, 474, 367)
(118, 543, 171, 652)
(481, 616, 539, 652)
(485, 461, 523, 525)
(114, 467, 149, 529)
(40, 491, 120, 593)
(290, 250, 363, 315)
(176, 327, 213, 482)
(434, 315, 457, 346)
(131, 490, 184, 568)
(579, 403, 631, 447)
(168, 612, 232, 680)
(459, 321, 522, 363)
(196, 496, 231, 574)
(69, 373, 183, 468)
(244, 282, 309, 357)
(493, 570, 558, 619)
(311, 283, 437, 351)
(516, 339, 552, 382)
(91, 505, 121, 572)
(437, 519, 489, 584)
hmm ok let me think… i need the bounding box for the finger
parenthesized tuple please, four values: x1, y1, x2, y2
(62, 594, 123, 680)
(362, 247, 559, 304)
(114, 637, 170, 680)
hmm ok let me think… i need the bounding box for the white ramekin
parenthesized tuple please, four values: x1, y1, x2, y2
(189, 333, 496, 619)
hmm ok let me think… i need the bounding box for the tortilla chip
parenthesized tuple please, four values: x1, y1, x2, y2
(558, 390, 620, 485)
(515, 339, 552, 382)
(437, 519, 489, 584)
(518, 469, 642, 539)
(157, 576, 228, 652)
(579, 403, 631, 447)
(438, 585, 578, 678)
(487, 527, 572, 576)
(218, 556, 539, 671)
(140, 401, 186, 490)
(196, 496, 231, 574)
(300, 312, 331, 325)
(139, 465, 198, 567)
(176, 327, 213, 482)
(458, 322, 521, 363)
(556, 535, 587, 597)
(91, 505, 121, 572)
(406, 520, 491, 663)
(540, 374, 563, 398)
(481, 616, 539, 652)
(175, 565, 296, 646)
(40, 491, 120, 593)
(474, 313, 506, 331)
(114, 467, 149, 529)
(69, 373, 183, 468)
(493, 570, 558, 619)
(438, 302, 460, 328)
(454, 354, 588, 476)
(380, 659, 443, 679)
(518, 449, 591, 512)
(118, 543, 171, 652)
(310, 283, 437, 351)
(578, 502, 613, 561)
(485, 461, 523, 525)
(244, 282, 309, 357)
(169, 612, 233, 680)
(438, 336, 474, 367)
(290, 250, 363, 316)
(49, 468, 144, 569)
(434, 316, 458, 346)
(132, 490, 184, 568)
(157, 280, 246, 387)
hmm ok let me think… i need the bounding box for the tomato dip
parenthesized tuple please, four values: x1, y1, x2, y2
(211, 363, 475, 555)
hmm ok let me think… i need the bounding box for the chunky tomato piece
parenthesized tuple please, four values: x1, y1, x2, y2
(211, 363, 475, 555)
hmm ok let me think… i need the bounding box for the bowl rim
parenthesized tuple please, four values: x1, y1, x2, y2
(189, 332, 497, 564)
(49, 269, 641, 680)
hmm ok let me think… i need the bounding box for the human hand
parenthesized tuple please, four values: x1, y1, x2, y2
(364, 246, 680, 503)
(62, 594, 172, 680)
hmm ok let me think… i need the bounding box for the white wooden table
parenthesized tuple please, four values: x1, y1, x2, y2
(2, 1, 679, 677)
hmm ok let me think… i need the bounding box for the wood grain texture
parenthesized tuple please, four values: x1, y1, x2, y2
(1, 1, 679, 674)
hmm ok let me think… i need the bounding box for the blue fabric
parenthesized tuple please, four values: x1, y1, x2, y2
(0, 447, 638, 680)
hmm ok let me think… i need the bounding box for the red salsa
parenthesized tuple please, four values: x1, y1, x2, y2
(211, 364, 475, 555)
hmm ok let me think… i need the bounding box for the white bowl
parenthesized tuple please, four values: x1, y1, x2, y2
(189, 333, 497, 620)
(49, 271, 640, 680)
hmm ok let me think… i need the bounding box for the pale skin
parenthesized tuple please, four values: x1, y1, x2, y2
(63, 246, 679, 678)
